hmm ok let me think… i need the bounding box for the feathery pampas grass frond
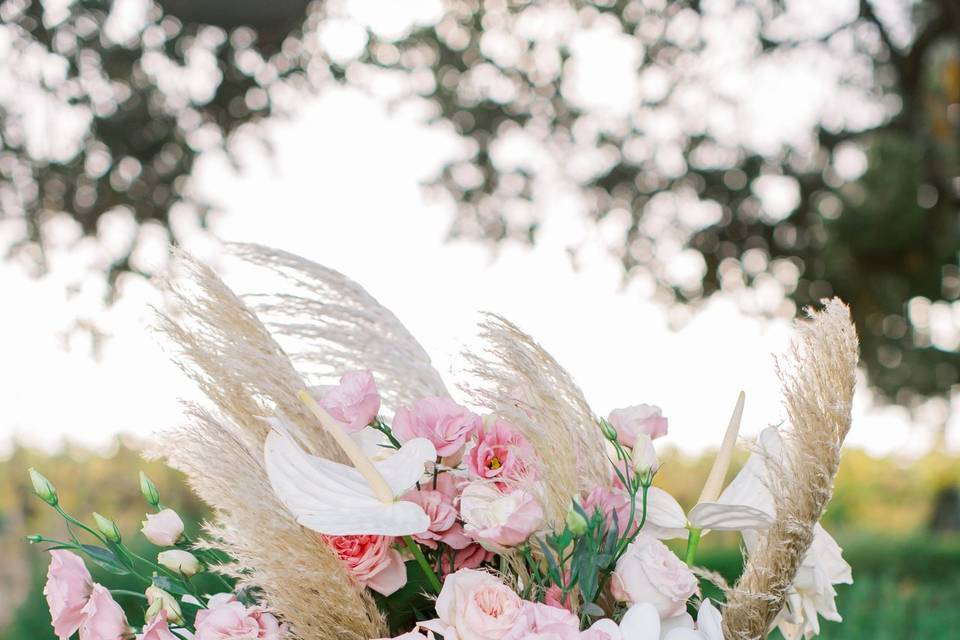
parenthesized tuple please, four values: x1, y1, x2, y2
(461, 314, 611, 526)
(722, 298, 859, 640)
(151, 249, 389, 640)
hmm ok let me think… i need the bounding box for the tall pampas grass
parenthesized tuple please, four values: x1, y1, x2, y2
(722, 299, 859, 640)
(461, 314, 611, 526)
(150, 245, 455, 639)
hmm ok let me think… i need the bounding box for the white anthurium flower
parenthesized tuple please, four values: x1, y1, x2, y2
(588, 600, 722, 640)
(263, 394, 437, 537)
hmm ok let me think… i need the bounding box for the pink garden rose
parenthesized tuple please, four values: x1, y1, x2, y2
(393, 397, 481, 457)
(138, 615, 178, 640)
(607, 405, 668, 447)
(44, 550, 94, 640)
(466, 419, 536, 485)
(403, 488, 472, 550)
(460, 482, 544, 548)
(141, 509, 185, 546)
(503, 601, 581, 640)
(78, 584, 130, 640)
(611, 533, 698, 619)
(439, 543, 495, 575)
(194, 594, 281, 640)
(423, 569, 523, 640)
(319, 370, 381, 432)
(323, 534, 407, 596)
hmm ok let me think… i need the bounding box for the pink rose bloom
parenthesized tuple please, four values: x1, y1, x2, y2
(79, 583, 130, 640)
(582, 486, 638, 537)
(466, 419, 536, 485)
(320, 370, 381, 432)
(607, 405, 668, 447)
(141, 509, 185, 546)
(422, 569, 523, 640)
(460, 482, 544, 548)
(44, 550, 93, 640)
(138, 615, 178, 640)
(393, 397, 481, 457)
(611, 533, 698, 619)
(503, 601, 581, 640)
(439, 543, 495, 575)
(195, 594, 281, 640)
(403, 489, 472, 550)
(323, 534, 407, 596)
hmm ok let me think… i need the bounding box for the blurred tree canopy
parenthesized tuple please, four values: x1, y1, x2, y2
(1, 0, 959, 405)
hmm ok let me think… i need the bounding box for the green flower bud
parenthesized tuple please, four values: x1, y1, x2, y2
(25, 534, 43, 544)
(29, 468, 58, 506)
(139, 471, 161, 507)
(598, 418, 618, 442)
(93, 512, 122, 543)
(565, 501, 589, 537)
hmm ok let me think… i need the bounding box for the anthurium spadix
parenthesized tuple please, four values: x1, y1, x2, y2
(263, 391, 437, 537)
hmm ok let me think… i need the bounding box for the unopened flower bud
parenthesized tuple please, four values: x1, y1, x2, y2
(565, 501, 588, 537)
(157, 549, 201, 577)
(29, 468, 58, 506)
(141, 509, 184, 546)
(146, 585, 184, 624)
(25, 534, 43, 544)
(93, 512, 122, 543)
(632, 434, 659, 484)
(139, 472, 161, 507)
(599, 418, 618, 442)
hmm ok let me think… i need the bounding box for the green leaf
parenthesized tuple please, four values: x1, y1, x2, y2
(80, 544, 130, 575)
(536, 536, 562, 585)
(153, 576, 191, 597)
(581, 602, 605, 618)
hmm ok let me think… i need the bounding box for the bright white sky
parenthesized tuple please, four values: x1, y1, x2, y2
(2, 0, 954, 459)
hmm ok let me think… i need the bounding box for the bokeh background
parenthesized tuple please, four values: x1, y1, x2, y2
(1, 0, 959, 637)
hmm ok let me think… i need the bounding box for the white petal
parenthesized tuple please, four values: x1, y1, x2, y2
(695, 600, 723, 640)
(619, 603, 660, 640)
(642, 487, 689, 539)
(375, 437, 436, 496)
(687, 502, 772, 531)
(808, 524, 853, 584)
(295, 500, 431, 536)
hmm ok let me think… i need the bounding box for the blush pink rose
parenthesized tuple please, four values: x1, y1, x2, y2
(138, 615, 178, 640)
(607, 405, 668, 447)
(423, 569, 523, 640)
(503, 601, 581, 640)
(319, 370, 381, 432)
(611, 533, 698, 619)
(439, 543, 495, 575)
(44, 550, 94, 640)
(141, 509, 185, 546)
(403, 489, 472, 550)
(194, 594, 282, 640)
(460, 483, 544, 548)
(78, 583, 130, 640)
(582, 486, 638, 537)
(393, 397, 481, 457)
(323, 534, 407, 596)
(466, 419, 536, 485)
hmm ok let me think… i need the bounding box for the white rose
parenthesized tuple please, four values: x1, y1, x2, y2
(611, 533, 698, 618)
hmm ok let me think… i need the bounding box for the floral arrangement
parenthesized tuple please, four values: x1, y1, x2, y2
(25, 245, 860, 640)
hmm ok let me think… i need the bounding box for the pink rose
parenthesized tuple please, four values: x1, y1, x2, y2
(503, 601, 581, 640)
(423, 569, 523, 640)
(320, 370, 381, 432)
(607, 405, 668, 447)
(466, 419, 536, 485)
(403, 489, 472, 550)
(611, 533, 698, 618)
(393, 397, 481, 457)
(138, 615, 178, 640)
(460, 483, 544, 548)
(79, 583, 130, 640)
(582, 486, 638, 537)
(439, 543, 494, 575)
(141, 509, 185, 546)
(44, 550, 93, 640)
(195, 594, 281, 640)
(323, 534, 407, 596)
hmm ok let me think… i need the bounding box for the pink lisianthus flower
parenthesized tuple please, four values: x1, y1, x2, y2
(460, 482, 544, 548)
(439, 543, 495, 575)
(43, 550, 94, 640)
(194, 594, 282, 640)
(403, 488, 472, 550)
(137, 615, 179, 640)
(319, 370, 381, 432)
(583, 486, 638, 537)
(607, 405, 668, 447)
(78, 584, 131, 640)
(323, 534, 407, 596)
(503, 601, 581, 640)
(421, 569, 523, 640)
(392, 397, 481, 457)
(465, 419, 536, 485)
(141, 509, 185, 546)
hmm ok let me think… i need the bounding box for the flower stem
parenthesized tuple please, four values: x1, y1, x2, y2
(684, 528, 701, 566)
(402, 535, 441, 593)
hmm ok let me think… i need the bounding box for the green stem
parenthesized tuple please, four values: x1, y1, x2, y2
(55, 506, 107, 544)
(684, 528, 701, 566)
(110, 589, 147, 600)
(402, 535, 441, 593)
